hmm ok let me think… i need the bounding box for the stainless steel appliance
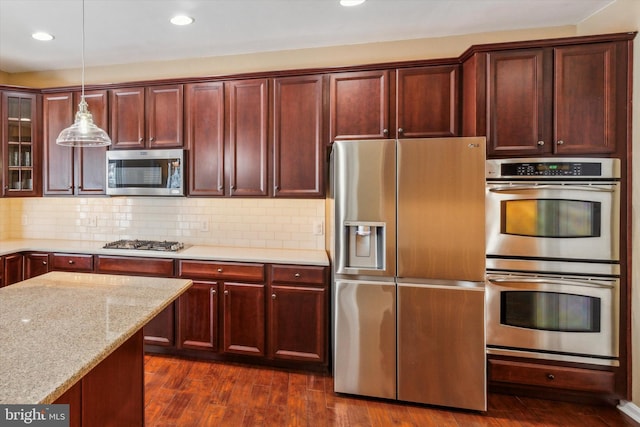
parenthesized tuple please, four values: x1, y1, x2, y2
(330, 137, 487, 411)
(103, 239, 186, 252)
(486, 157, 620, 262)
(106, 149, 184, 196)
(485, 158, 621, 366)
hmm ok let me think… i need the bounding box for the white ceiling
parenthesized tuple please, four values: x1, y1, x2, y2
(0, 0, 615, 74)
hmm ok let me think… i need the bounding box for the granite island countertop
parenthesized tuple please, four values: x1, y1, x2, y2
(0, 271, 192, 404)
(0, 239, 329, 266)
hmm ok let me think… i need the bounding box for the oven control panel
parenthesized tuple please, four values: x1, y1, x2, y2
(486, 158, 620, 179)
(503, 161, 601, 176)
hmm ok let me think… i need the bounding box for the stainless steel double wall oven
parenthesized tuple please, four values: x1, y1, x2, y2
(485, 158, 621, 366)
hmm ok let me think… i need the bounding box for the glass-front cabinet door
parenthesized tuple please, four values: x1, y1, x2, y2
(2, 91, 38, 196)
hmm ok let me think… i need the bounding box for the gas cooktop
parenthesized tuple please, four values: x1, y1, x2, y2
(103, 239, 186, 252)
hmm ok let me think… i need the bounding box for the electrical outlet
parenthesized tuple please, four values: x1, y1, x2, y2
(313, 220, 324, 236)
(87, 215, 97, 227)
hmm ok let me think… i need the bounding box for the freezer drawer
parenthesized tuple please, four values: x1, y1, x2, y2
(333, 279, 396, 399)
(397, 281, 486, 411)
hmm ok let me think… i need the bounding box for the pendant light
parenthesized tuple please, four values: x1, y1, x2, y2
(56, 0, 111, 147)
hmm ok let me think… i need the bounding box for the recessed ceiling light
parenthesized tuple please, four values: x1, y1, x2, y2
(340, 0, 366, 6)
(170, 15, 194, 26)
(32, 32, 54, 41)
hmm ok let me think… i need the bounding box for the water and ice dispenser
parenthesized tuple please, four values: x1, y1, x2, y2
(344, 221, 385, 269)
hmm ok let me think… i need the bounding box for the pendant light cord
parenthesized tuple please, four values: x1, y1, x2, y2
(81, 0, 85, 100)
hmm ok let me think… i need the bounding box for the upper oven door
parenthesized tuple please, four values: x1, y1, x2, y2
(486, 181, 620, 262)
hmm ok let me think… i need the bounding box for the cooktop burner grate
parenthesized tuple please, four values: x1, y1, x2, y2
(103, 239, 185, 252)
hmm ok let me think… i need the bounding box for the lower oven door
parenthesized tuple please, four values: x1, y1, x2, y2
(486, 272, 619, 362)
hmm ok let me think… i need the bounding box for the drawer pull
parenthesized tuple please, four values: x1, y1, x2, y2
(68, 260, 75, 264)
(211, 289, 216, 295)
(42, 261, 47, 265)
(294, 273, 301, 278)
(272, 293, 277, 299)
(217, 268, 223, 273)
(224, 290, 229, 296)
(547, 373, 555, 380)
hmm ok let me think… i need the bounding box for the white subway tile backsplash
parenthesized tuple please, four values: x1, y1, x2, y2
(2, 197, 326, 250)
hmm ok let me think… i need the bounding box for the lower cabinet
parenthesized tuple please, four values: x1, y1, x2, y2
(268, 264, 328, 364)
(3, 253, 24, 286)
(488, 358, 616, 395)
(177, 281, 219, 352)
(24, 252, 50, 279)
(96, 255, 176, 348)
(223, 282, 266, 356)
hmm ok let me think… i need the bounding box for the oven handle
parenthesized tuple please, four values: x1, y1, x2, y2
(487, 276, 615, 289)
(488, 184, 617, 193)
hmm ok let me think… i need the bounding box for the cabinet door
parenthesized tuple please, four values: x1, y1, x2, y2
(3, 91, 39, 197)
(272, 75, 325, 198)
(553, 43, 618, 154)
(486, 49, 551, 157)
(227, 79, 269, 196)
(222, 282, 265, 356)
(24, 252, 49, 279)
(185, 82, 225, 196)
(178, 281, 218, 352)
(43, 92, 75, 195)
(75, 90, 108, 195)
(4, 253, 24, 286)
(146, 85, 184, 148)
(396, 65, 460, 138)
(330, 70, 390, 140)
(144, 303, 176, 347)
(269, 285, 326, 363)
(110, 87, 146, 149)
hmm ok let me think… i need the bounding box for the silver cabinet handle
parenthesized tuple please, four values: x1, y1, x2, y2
(150, 137, 155, 142)
(398, 128, 404, 134)
(224, 290, 229, 296)
(383, 128, 389, 135)
(537, 140, 545, 146)
(68, 260, 75, 264)
(138, 138, 144, 143)
(294, 273, 301, 278)
(271, 293, 276, 299)
(42, 261, 48, 265)
(557, 140, 564, 145)
(211, 288, 216, 295)
(217, 268, 223, 273)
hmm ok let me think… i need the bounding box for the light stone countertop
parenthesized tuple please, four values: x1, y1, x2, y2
(0, 239, 329, 266)
(0, 271, 192, 404)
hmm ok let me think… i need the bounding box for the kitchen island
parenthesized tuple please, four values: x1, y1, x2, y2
(0, 272, 192, 425)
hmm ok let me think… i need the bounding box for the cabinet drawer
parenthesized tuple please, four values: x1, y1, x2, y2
(178, 260, 264, 282)
(488, 359, 615, 394)
(271, 265, 326, 286)
(50, 253, 94, 272)
(96, 256, 175, 277)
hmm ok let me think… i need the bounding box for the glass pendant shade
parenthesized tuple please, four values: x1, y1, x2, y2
(56, 98, 111, 147)
(55, 0, 111, 147)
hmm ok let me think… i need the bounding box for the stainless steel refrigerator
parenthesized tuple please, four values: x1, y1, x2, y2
(330, 137, 487, 411)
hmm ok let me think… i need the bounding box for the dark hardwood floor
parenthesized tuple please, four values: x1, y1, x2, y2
(144, 355, 639, 427)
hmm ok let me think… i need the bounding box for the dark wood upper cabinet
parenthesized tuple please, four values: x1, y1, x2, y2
(226, 79, 269, 197)
(110, 85, 183, 149)
(553, 43, 620, 155)
(185, 82, 225, 196)
(330, 70, 390, 141)
(396, 65, 460, 138)
(43, 90, 108, 195)
(482, 41, 627, 157)
(272, 75, 325, 198)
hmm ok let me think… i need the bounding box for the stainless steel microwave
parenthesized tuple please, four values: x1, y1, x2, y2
(106, 149, 184, 196)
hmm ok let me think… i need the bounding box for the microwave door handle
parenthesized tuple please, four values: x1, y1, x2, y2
(488, 184, 616, 193)
(487, 277, 615, 290)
